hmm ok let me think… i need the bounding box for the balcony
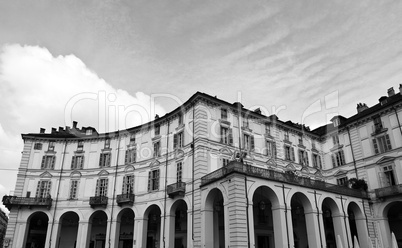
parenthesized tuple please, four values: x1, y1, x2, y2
(375, 184, 402, 199)
(371, 123, 387, 136)
(116, 193, 135, 206)
(167, 182, 186, 198)
(89, 196, 108, 208)
(200, 162, 368, 199)
(2, 196, 52, 210)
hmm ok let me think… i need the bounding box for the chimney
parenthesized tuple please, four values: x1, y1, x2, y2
(40, 128, 45, 134)
(388, 87, 395, 97)
(51, 128, 57, 133)
(58, 127, 64, 132)
(73, 121, 78, 129)
(399, 84, 402, 94)
(379, 96, 388, 106)
(357, 103, 368, 113)
(254, 108, 261, 114)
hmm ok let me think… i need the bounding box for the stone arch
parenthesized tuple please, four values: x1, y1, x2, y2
(115, 208, 135, 248)
(168, 199, 189, 248)
(290, 192, 314, 248)
(347, 201, 370, 247)
(143, 204, 162, 248)
(203, 188, 225, 248)
(322, 197, 343, 248)
(381, 201, 402, 248)
(57, 211, 80, 248)
(24, 211, 50, 248)
(87, 210, 108, 248)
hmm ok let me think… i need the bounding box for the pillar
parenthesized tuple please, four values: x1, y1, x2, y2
(272, 205, 293, 248)
(305, 210, 321, 248)
(201, 209, 214, 248)
(317, 212, 327, 248)
(378, 217, 391, 248)
(44, 220, 53, 248)
(14, 221, 28, 248)
(47, 221, 60, 248)
(166, 213, 175, 248)
(187, 209, 193, 248)
(247, 200, 255, 248)
(333, 213, 349, 248)
(76, 221, 90, 248)
(106, 219, 118, 248)
(133, 217, 147, 248)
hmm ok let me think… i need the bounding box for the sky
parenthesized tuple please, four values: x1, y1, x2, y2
(1, 0, 402, 214)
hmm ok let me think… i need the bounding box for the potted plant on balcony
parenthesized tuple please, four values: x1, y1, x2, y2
(348, 178, 368, 191)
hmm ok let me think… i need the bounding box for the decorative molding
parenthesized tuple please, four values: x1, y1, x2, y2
(376, 156, 396, 165)
(124, 165, 135, 173)
(98, 170, 109, 177)
(70, 171, 82, 178)
(40, 171, 52, 178)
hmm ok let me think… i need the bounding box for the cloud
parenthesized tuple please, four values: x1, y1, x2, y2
(0, 44, 166, 212)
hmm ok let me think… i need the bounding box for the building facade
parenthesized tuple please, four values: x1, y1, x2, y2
(2, 87, 402, 248)
(0, 209, 8, 248)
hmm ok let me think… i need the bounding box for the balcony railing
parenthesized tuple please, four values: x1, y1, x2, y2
(201, 162, 368, 199)
(167, 182, 186, 198)
(89, 196, 108, 208)
(2, 196, 52, 210)
(116, 193, 135, 206)
(375, 184, 402, 199)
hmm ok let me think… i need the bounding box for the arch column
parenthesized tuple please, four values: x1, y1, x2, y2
(187, 209, 193, 248)
(317, 212, 327, 248)
(106, 218, 118, 248)
(247, 200, 255, 248)
(201, 209, 214, 248)
(354, 216, 370, 247)
(332, 213, 349, 248)
(44, 220, 53, 248)
(305, 210, 321, 248)
(271, 205, 289, 248)
(14, 221, 28, 248)
(378, 217, 391, 248)
(76, 221, 90, 248)
(48, 220, 61, 248)
(133, 217, 147, 248)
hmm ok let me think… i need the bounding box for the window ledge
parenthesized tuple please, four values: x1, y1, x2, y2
(330, 144, 344, 152)
(219, 119, 231, 127)
(371, 128, 388, 136)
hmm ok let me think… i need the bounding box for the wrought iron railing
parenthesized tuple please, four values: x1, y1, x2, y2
(167, 182, 186, 197)
(2, 196, 52, 209)
(201, 162, 368, 199)
(375, 184, 402, 198)
(89, 196, 108, 207)
(116, 193, 135, 205)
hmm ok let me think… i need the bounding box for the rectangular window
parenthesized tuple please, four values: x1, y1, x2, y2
(41, 155, 56, 169)
(243, 118, 249, 128)
(312, 141, 316, 150)
(34, 143, 43, 150)
(148, 169, 160, 191)
(177, 162, 182, 182)
(154, 142, 161, 157)
(337, 177, 348, 186)
(96, 178, 108, 196)
(105, 138, 110, 149)
(48, 142, 55, 151)
(312, 153, 322, 169)
(99, 153, 111, 167)
(122, 175, 134, 194)
(298, 150, 309, 166)
(155, 125, 160, 136)
(125, 149, 136, 164)
(284, 131, 289, 141)
(36, 180, 52, 198)
(69, 180, 79, 199)
(129, 134, 136, 146)
(298, 136, 303, 145)
(265, 124, 271, 135)
(332, 135, 339, 145)
(222, 158, 230, 166)
(220, 127, 233, 145)
(331, 150, 346, 167)
(373, 116, 383, 131)
(373, 134, 392, 154)
(265, 140, 276, 158)
(178, 113, 183, 126)
(77, 141, 84, 151)
(284, 145, 295, 161)
(243, 134, 255, 150)
(174, 132, 184, 149)
(71, 155, 84, 169)
(221, 108, 228, 120)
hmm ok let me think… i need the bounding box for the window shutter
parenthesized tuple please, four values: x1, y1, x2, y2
(36, 181, 41, 197)
(104, 179, 108, 196)
(122, 176, 127, 193)
(251, 135, 255, 150)
(174, 134, 178, 149)
(155, 170, 160, 190)
(229, 129, 233, 145)
(220, 128, 224, 143)
(71, 156, 76, 169)
(340, 150, 345, 165)
(385, 134, 392, 150)
(372, 139, 379, 154)
(51, 156, 56, 169)
(291, 147, 295, 161)
(331, 154, 336, 167)
(47, 181, 52, 196)
(125, 150, 128, 164)
(305, 152, 309, 166)
(96, 179, 100, 196)
(80, 156, 84, 169)
(318, 156, 322, 168)
(41, 156, 45, 169)
(99, 154, 104, 167)
(273, 143, 277, 158)
(130, 176, 134, 193)
(106, 154, 111, 167)
(148, 171, 151, 191)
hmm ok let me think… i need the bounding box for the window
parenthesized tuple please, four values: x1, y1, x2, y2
(222, 158, 230, 166)
(174, 132, 184, 149)
(77, 141, 84, 151)
(243, 118, 249, 128)
(298, 135, 303, 145)
(34, 143, 43, 150)
(69, 180, 79, 199)
(155, 125, 160, 136)
(243, 134, 255, 150)
(36, 180, 52, 198)
(148, 169, 160, 191)
(221, 108, 228, 120)
(71, 155, 84, 169)
(41, 155, 56, 169)
(96, 178, 108, 196)
(220, 127, 233, 145)
(332, 135, 339, 145)
(105, 138, 110, 149)
(129, 134, 136, 146)
(48, 142, 55, 151)
(265, 140, 276, 158)
(154, 141, 161, 157)
(265, 124, 271, 135)
(122, 175, 134, 194)
(331, 150, 346, 167)
(333, 118, 340, 127)
(177, 162, 182, 182)
(298, 150, 309, 166)
(312, 141, 316, 150)
(178, 113, 183, 126)
(99, 153, 111, 167)
(381, 165, 396, 187)
(284, 131, 289, 141)
(312, 154, 322, 169)
(86, 129, 93, 135)
(373, 116, 383, 131)
(284, 145, 295, 161)
(337, 177, 348, 186)
(373, 134, 392, 154)
(125, 148, 136, 164)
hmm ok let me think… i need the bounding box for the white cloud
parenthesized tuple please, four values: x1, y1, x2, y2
(0, 44, 166, 209)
